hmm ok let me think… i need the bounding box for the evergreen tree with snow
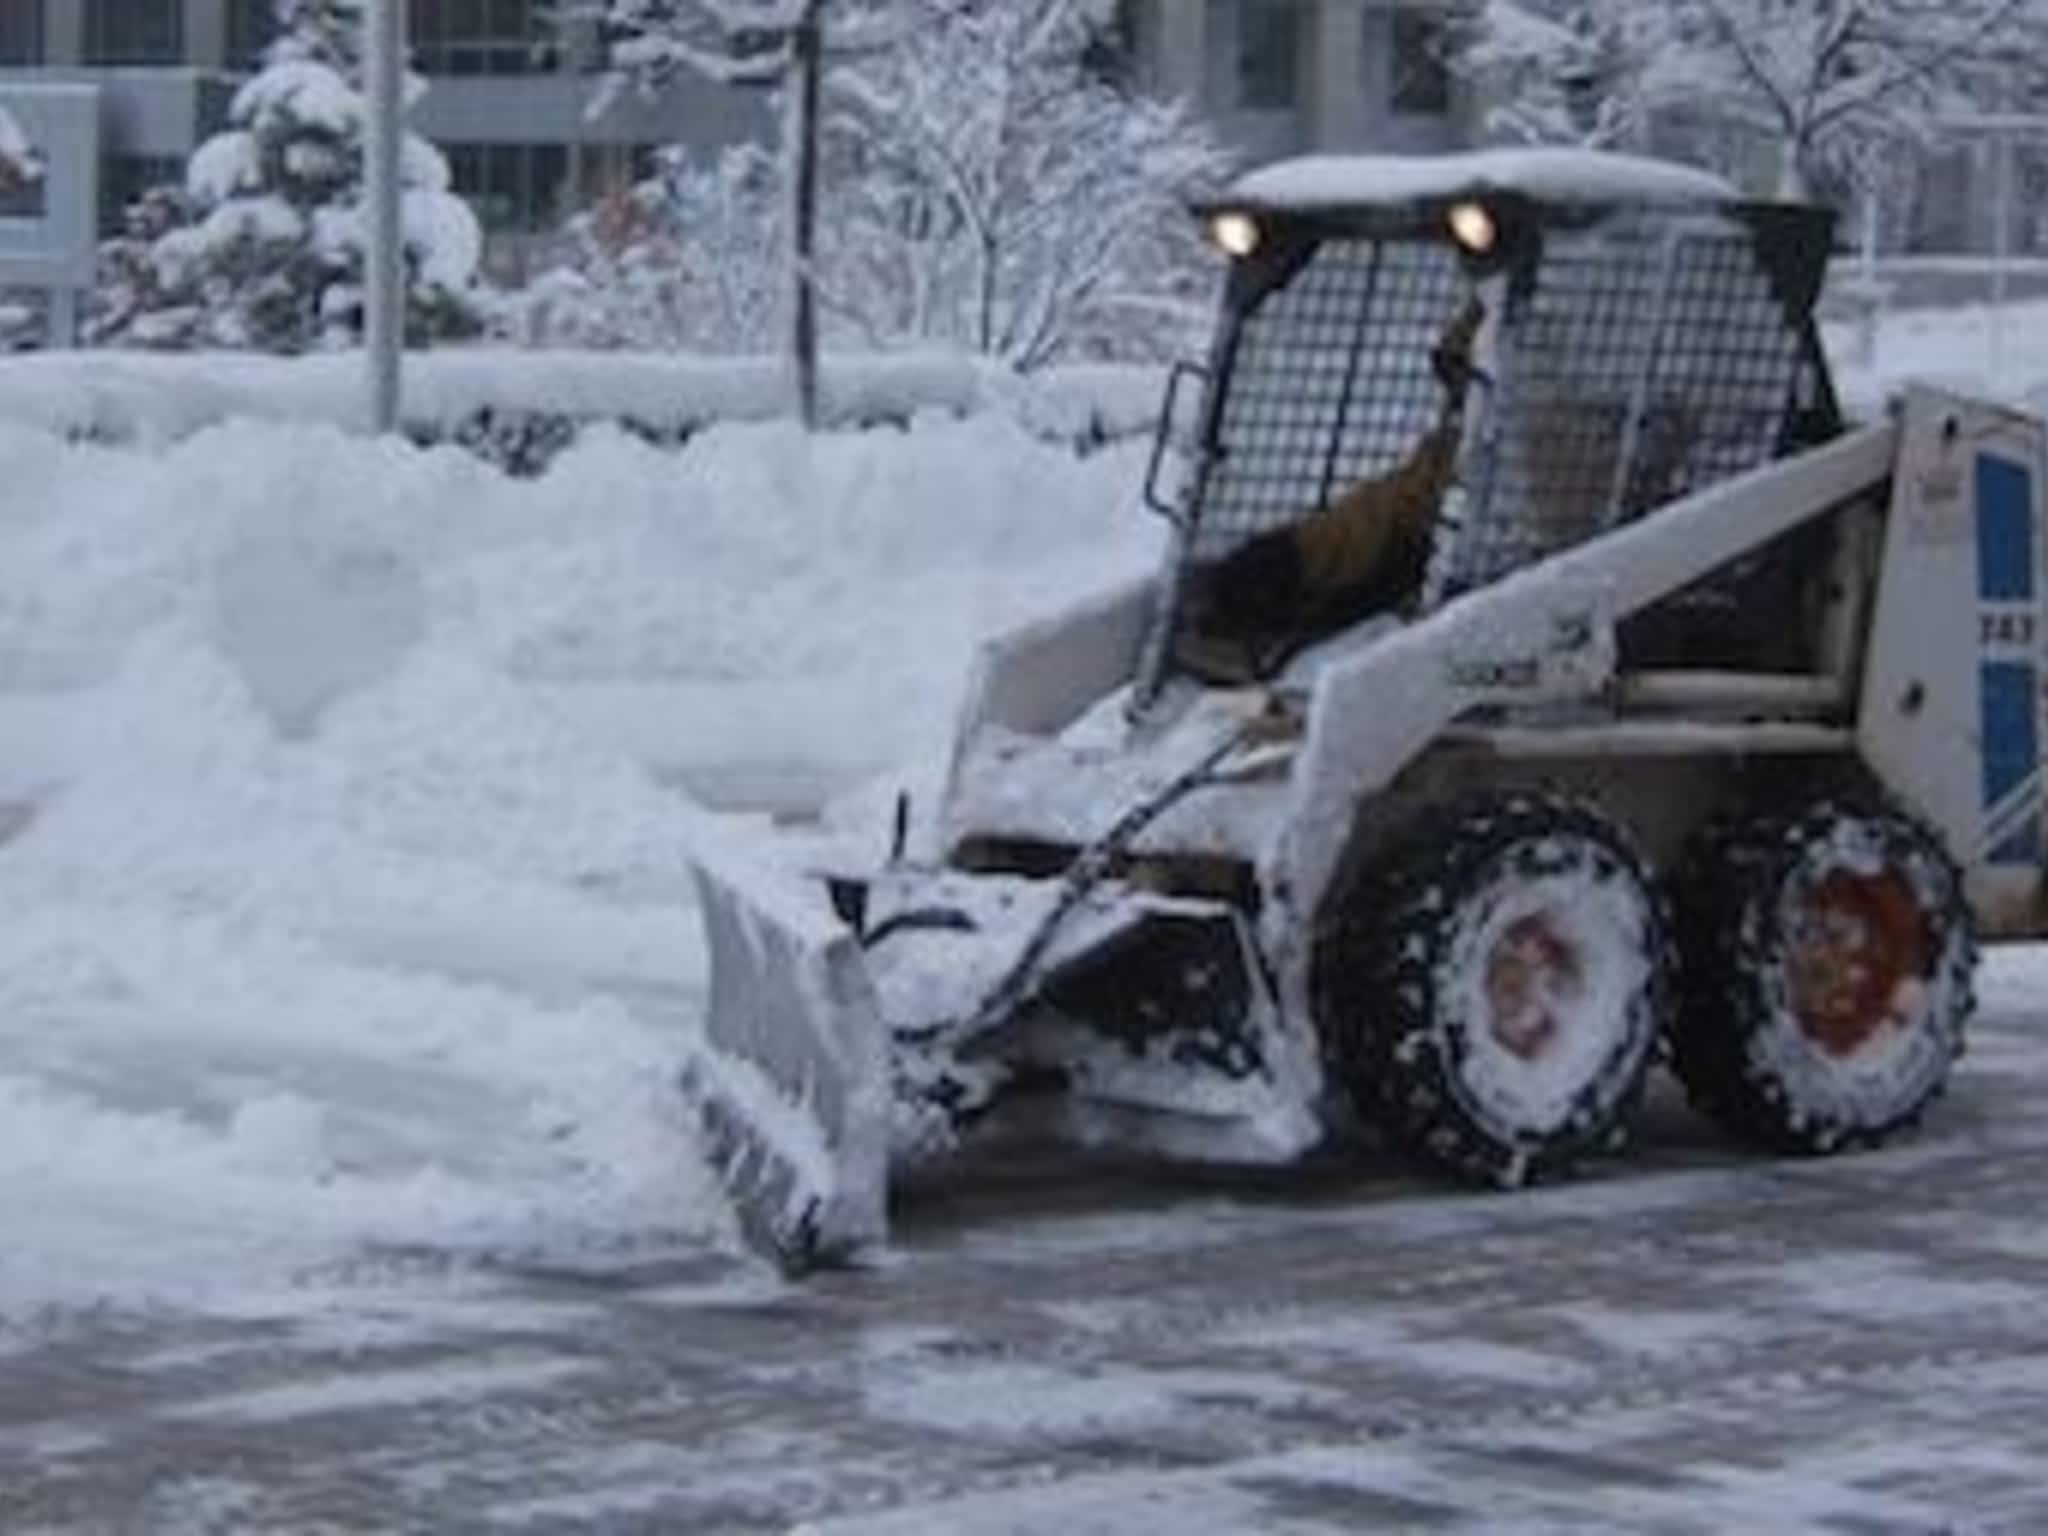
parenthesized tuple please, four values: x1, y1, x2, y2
(91, 0, 486, 351)
(267, 0, 365, 71)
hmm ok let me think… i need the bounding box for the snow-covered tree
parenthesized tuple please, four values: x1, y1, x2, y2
(563, 0, 1226, 368)
(824, 0, 1224, 366)
(91, 0, 485, 351)
(1657, 0, 2048, 197)
(589, 0, 848, 418)
(519, 142, 784, 350)
(1457, 1, 1665, 150)
(267, 0, 365, 69)
(1470, 0, 2048, 199)
(89, 186, 199, 349)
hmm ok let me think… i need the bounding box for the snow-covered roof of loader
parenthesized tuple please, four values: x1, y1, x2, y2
(1220, 148, 1741, 213)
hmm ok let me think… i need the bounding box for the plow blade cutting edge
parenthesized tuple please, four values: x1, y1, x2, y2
(684, 842, 890, 1274)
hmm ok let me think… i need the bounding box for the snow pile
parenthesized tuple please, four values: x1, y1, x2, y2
(0, 410, 1164, 1315)
(1825, 296, 2048, 421)
(0, 348, 1171, 461)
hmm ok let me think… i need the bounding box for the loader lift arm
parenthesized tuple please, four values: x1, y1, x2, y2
(1285, 420, 1899, 922)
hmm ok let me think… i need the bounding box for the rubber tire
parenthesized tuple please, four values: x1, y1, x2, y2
(1314, 792, 1672, 1188)
(1667, 797, 1975, 1156)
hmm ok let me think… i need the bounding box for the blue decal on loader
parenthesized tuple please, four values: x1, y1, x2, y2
(1976, 453, 2035, 602)
(1980, 660, 2042, 864)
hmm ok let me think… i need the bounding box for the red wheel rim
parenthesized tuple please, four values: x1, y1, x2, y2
(1483, 912, 1584, 1060)
(1785, 868, 1929, 1059)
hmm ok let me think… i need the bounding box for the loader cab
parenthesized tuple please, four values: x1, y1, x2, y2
(1138, 148, 1844, 704)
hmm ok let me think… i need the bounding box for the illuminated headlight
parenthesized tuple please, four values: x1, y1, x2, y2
(1207, 211, 1262, 258)
(1447, 200, 1498, 256)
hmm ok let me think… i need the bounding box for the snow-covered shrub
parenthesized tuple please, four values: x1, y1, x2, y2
(90, 0, 486, 351)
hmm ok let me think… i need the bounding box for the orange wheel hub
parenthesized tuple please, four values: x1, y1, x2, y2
(1785, 869, 1928, 1059)
(1484, 913, 1583, 1060)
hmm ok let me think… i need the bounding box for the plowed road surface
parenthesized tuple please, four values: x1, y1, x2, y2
(7, 1008, 2048, 1534)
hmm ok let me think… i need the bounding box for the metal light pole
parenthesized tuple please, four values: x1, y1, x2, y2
(790, 0, 823, 430)
(364, 0, 406, 433)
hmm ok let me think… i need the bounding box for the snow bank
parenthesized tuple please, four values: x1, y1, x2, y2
(0, 409, 1164, 1316)
(1825, 296, 2048, 422)
(0, 348, 1172, 473)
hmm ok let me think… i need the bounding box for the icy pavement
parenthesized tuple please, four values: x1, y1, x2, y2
(4, 994, 2047, 1534)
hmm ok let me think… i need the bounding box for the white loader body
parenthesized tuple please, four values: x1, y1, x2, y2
(685, 151, 2048, 1272)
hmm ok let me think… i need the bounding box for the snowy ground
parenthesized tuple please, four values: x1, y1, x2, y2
(3, 1001, 2047, 1532)
(0, 407, 1161, 1317)
(5, 312, 2048, 1526)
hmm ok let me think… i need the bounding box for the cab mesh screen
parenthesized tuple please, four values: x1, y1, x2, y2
(1185, 239, 1469, 564)
(1438, 216, 1807, 595)
(1181, 217, 1808, 587)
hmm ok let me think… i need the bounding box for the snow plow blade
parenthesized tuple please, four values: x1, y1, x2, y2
(684, 843, 890, 1275)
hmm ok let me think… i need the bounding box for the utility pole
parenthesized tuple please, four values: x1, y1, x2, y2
(364, 0, 406, 433)
(790, 0, 823, 430)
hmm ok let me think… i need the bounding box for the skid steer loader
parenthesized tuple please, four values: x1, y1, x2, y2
(686, 148, 2045, 1273)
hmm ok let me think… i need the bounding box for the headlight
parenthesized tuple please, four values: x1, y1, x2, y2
(1447, 201, 1498, 257)
(1207, 211, 1262, 258)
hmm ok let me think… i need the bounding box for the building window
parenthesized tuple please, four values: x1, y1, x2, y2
(1, 170, 44, 220)
(1390, 7, 1451, 117)
(445, 142, 572, 232)
(83, 0, 186, 65)
(1234, 0, 1301, 113)
(228, 0, 277, 68)
(0, 0, 42, 65)
(413, 0, 558, 77)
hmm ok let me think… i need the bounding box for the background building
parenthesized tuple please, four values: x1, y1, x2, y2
(0, 0, 768, 283)
(1119, 0, 1471, 163)
(0, 2, 1472, 262)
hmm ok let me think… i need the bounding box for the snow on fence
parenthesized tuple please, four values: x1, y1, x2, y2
(0, 348, 1171, 474)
